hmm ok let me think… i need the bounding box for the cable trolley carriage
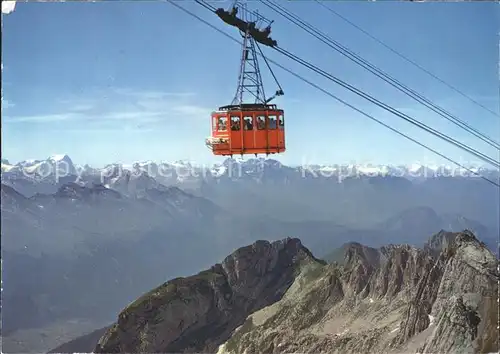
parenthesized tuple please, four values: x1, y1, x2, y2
(206, 3, 285, 157)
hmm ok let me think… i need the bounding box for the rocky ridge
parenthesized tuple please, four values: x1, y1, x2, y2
(94, 237, 321, 353)
(93, 230, 498, 354)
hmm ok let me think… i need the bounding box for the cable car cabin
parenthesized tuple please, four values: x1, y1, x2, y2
(205, 104, 285, 156)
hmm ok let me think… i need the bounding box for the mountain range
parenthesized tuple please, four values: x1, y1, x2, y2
(2, 154, 498, 189)
(1, 154, 498, 352)
(2, 154, 499, 227)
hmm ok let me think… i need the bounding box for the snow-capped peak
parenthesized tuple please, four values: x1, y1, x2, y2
(49, 154, 70, 162)
(133, 160, 155, 168)
(211, 164, 227, 177)
(409, 163, 423, 173)
(16, 159, 41, 167)
(172, 160, 195, 168)
(357, 165, 389, 175)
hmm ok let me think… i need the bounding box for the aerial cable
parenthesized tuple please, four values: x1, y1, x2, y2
(261, 0, 500, 150)
(272, 45, 500, 168)
(313, 0, 500, 120)
(194, 0, 216, 12)
(263, 0, 500, 150)
(166, 0, 500, 187)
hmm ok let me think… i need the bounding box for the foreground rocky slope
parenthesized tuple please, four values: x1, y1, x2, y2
(93, 230, 498, 354)
(94, 238, 321, 353)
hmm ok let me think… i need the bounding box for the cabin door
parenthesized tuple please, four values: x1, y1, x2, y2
(242, 114, 255, 153)
(278, 113, 285, 149)
(229, 114, 243, 153)
(267, 113, 278, 150)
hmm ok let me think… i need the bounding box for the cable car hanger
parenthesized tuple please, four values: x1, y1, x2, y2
(204, 1, 286, 158)
(215, 1, 284, 108)
(215, 1, 278, 48)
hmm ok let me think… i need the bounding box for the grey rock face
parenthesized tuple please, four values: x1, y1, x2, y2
(94, 238, 320, 353)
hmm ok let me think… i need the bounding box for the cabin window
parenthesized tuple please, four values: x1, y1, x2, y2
(230, 116, 241, 131)
(212, 116, 218, 131)
(278, 114, 284, 129)
(218, 116, 227, 131)
(268, 115, 277, 130)
(243, 116, 253, 130)
(256, 115, 266, 130)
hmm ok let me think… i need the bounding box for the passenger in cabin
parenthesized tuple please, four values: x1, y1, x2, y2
(244, 118, 253, 130)
(269, 117, 277, 129)
(257, 117, 266, 129)
(231, 119, 240, 131)
(218, 118, 227, 131)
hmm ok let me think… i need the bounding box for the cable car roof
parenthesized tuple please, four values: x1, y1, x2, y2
(215, 103, 282, 112)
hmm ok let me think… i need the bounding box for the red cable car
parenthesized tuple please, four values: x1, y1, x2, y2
(206, 4, 285, 157)
(207, 104, 285, 157)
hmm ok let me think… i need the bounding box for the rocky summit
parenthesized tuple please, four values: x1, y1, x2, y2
(93, 231, 498, 354)
(94, 237, 321, 353)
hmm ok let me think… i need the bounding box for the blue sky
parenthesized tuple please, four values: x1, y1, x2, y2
(2, 0, 499, 167)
